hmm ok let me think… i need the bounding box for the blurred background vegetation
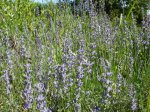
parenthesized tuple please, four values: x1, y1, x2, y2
(72, 0, 149, 24)
(0, 0, 149, 31)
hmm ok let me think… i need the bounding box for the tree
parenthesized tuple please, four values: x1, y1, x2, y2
(72, 0, 149, 24)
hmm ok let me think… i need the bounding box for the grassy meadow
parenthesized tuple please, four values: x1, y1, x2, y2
(0, 1, 150, 112)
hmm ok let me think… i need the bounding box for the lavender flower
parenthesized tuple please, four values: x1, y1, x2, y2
(34, 42, 50, 112)
(23, 81, 33, 109)
(34, 82, 51, 112)
(99, 58, 114, 110)
(131, 97, 137, 111)
(92, 106, 101, 112)
(2, 49, 14, 95)
(129, 84, 138, 111)
(3, 70, 12, 95)
(23, 59, 34, 109)
(74, 39, 87, 112)
(116, 73, 123, 93)
(59, 37, 76, 96)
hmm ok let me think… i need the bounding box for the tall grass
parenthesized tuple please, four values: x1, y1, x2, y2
(0, 0, 150, 112)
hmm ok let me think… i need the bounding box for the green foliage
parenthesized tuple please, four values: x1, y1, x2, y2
(0, 0, 150, 111)
(74, 0, 149, 24)
(1, 0, 36, 32)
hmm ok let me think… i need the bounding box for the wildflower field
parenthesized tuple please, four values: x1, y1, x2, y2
(0, 0, 150, 112)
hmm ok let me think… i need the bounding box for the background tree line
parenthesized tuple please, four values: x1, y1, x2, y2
(1, 0, 149, 30)
(69, 0, 149, 24)
(24, 0, 149, 25)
